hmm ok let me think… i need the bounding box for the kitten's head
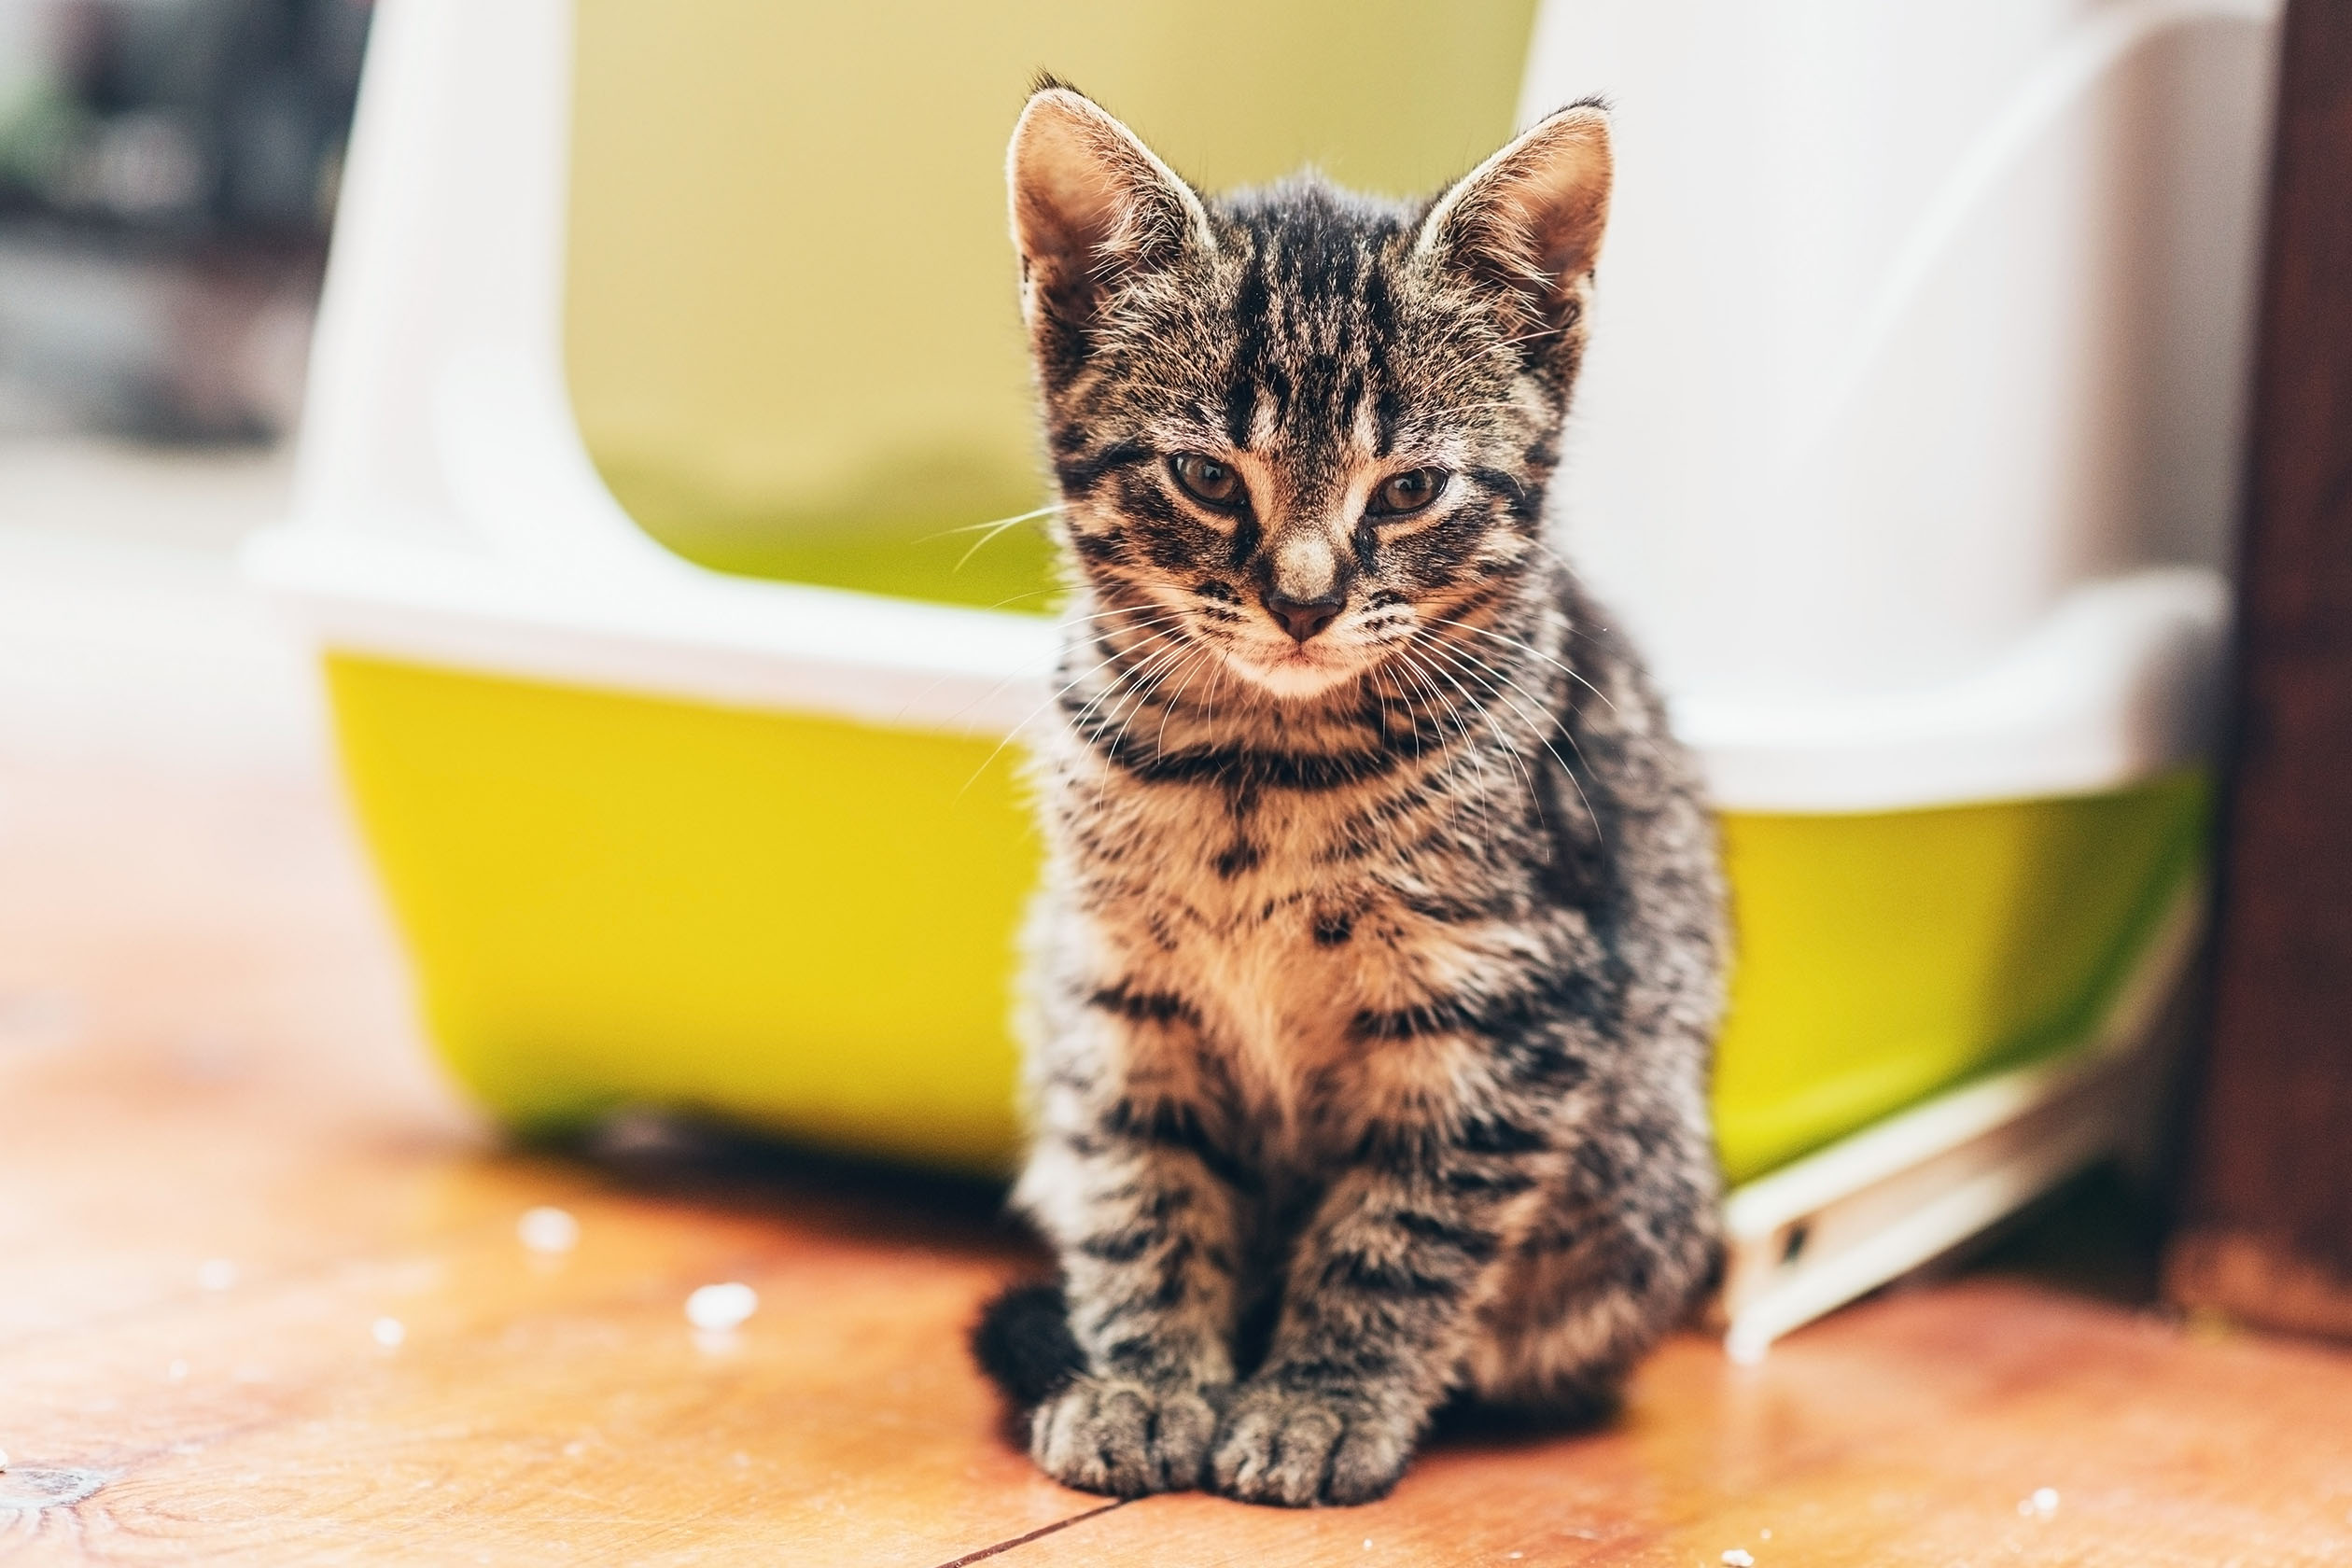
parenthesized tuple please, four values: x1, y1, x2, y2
(1008, 84, 1610, 701)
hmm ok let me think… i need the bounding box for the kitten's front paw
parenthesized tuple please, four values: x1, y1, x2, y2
(1029, 1375, 1222, 1497)
(1209, 1383, 1413, 1507)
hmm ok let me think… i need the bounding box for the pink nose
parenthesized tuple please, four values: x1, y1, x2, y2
(1266, 593, 1344, 643)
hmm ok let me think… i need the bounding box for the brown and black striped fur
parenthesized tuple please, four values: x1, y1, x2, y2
(973, 84, 1727, 1507)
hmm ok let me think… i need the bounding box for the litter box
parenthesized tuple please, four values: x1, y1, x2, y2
(250, 0, 2277, 1351)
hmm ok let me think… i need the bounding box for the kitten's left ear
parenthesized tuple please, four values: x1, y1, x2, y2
(1416, 103, 1613, 339)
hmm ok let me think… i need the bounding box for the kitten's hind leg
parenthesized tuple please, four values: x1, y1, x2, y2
(1465, 1282, 1659, 1421)
(1465, 1163, 1722, 1420)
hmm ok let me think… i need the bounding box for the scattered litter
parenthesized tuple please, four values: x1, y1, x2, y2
(686, 1282, 758, 1332)
(518, 1207, 581, 1254)
(1723, 1551, 1755, 1566)
(166, 1360, 188, 1382)
(2018, 1486, 2060, 1518)
(196, 1259, 238, 1292)
(371, 1317, 407, 1349)
(0, 1465, 105, 1510)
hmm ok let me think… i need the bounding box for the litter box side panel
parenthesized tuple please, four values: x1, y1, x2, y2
(1712, 772, 2210, 1183)
(323, 649, 2207, 1187)
(322, 654, 1041, 1174)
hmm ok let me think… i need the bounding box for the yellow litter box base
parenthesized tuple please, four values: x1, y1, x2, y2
(325, 654, 2205, 1183)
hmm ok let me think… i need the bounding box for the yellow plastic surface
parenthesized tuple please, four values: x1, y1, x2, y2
(326, 656, 1038, 1170)
(1711, 773, 2205, 1178)
(326, 654, 2205, 1182)
(565, 0, 1540, 609)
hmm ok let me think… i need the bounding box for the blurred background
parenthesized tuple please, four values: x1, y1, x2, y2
(0, 0, 364, 446)
(0, 0, 364, 443)
(0, 0, 362, 778)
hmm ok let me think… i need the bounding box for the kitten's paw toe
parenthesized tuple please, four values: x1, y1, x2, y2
(1029, 1377, 1220, 1496)
(1210, 1385, 1413, 1507)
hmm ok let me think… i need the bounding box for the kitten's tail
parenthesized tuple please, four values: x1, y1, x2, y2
(970, 1279, 1084, 1408)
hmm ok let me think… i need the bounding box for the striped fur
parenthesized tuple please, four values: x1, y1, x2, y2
(989, 85, 1727, 1507)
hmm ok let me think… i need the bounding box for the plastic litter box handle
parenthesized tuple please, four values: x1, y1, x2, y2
(293, 0, 697, 584)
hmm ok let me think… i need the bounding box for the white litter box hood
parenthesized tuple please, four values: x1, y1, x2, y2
(251, 0, 2279, 814)
(1523, 0, 2277, 807)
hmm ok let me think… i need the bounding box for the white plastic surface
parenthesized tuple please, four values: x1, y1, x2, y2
(1520, 0, 2277, 708)
(1718, 871, 2206, 1354)
(249, 0, 2275, 811)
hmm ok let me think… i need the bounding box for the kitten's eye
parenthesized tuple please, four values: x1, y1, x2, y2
(1169, 454, 1244, 510)
(1370, 468, 1448, 516)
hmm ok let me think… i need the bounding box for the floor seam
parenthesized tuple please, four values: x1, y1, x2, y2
(928, 1499, 1130, 1568)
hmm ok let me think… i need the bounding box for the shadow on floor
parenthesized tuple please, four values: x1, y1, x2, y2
(539, 1106, 1032, 1260)
(1961, 1160, 2169, 1307)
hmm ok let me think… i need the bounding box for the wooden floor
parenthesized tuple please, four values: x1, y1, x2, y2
(6, 749, 2352, 1566)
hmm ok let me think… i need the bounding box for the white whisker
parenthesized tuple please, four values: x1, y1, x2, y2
(1419, 635, 1604, 843)
(1423, 614, 1617, 712)
(1414, 640, 1543, 833)
(956, 618, 1193, 798)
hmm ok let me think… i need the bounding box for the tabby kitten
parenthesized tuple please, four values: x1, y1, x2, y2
(972, 84, 1727, 1508)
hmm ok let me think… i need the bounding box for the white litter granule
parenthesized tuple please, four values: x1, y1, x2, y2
(1724, 1550, 1755, 1566)
(371, 1316, 407, 1349)
(2017, 1486, 2060, 1518)
(517, 1206, 581, 1254)
(686, 1281, 758, 1332)
(196, 1259, 238, 1292)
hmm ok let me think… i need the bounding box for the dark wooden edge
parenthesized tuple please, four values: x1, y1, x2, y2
(2163, 0, 2352, 1337)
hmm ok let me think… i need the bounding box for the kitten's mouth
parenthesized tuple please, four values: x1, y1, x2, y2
(1225, 638, 1359, 699)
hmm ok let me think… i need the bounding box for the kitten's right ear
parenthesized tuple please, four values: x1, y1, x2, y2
(1007, 84, 1211, 346)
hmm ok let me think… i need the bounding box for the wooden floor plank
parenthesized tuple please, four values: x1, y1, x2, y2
(1002, 1282, 2352, 1566)
(4, 747, 2350, 1564)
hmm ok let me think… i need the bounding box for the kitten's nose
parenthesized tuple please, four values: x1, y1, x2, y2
(1266, 592, 1345, 643)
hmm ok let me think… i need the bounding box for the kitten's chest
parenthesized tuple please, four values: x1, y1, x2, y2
(1099, 778, 1378, 954)
(1084, 776, 1486, 1077)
